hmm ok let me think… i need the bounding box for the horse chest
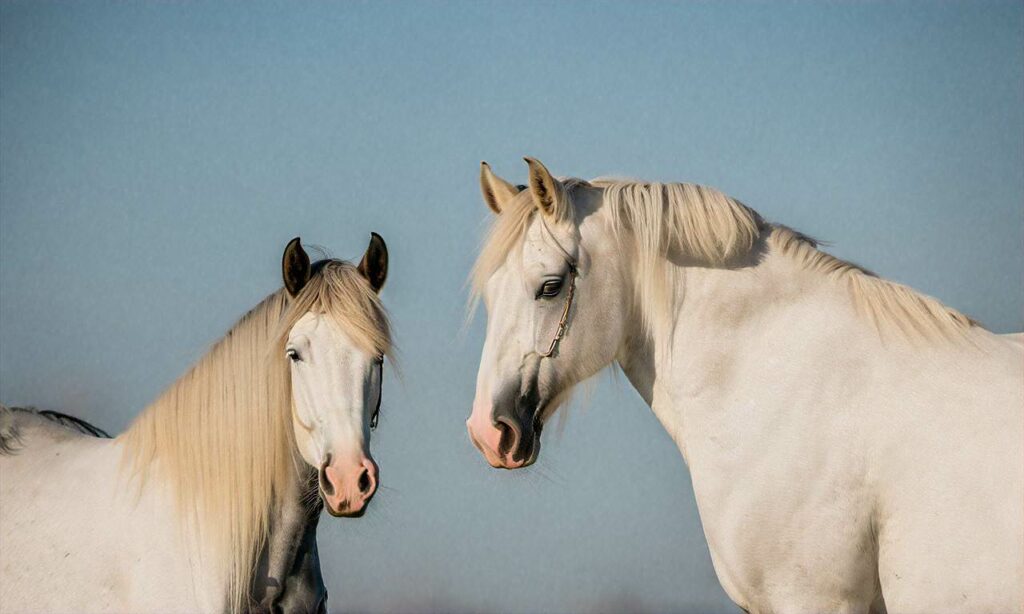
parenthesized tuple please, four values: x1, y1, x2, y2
(688, 443, 881, 613)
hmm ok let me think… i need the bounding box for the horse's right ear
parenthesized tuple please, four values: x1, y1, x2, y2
(524, 157, 569, 221)
(357, 232, 388, 293)
(480, 161, 520, 215)
(282, 237, 311, 298)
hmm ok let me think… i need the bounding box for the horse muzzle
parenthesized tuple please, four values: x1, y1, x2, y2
(318, 453, 378, 517)
(466, 384, 544, 469)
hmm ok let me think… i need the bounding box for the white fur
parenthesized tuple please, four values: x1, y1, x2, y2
(289, 312, 382, 473)
(470, 161, 1023, 613)
(1, 259, 390, 613)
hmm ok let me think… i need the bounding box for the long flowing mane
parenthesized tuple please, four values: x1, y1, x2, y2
(471, 177, 976, 347)
(120, 261, 391, 613)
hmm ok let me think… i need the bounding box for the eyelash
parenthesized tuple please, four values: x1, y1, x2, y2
(536, 278, 563, 299)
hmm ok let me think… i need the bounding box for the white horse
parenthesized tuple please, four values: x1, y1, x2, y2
(466, 158, 1023, 614)
(1, 235, 392, 613)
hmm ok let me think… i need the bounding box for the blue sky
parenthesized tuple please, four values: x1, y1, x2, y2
(1, 2, 1021, 612)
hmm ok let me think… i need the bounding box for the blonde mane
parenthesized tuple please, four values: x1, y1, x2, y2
(120, 261, 391, 613)
(471, 178, 976, 347)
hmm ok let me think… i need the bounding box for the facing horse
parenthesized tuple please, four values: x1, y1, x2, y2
(466, 158, 1023, 613)
(1, 235, 392, 613)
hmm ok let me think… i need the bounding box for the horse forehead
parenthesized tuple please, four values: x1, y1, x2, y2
(485, 265, 523, 304)
(288, 312, 320, 337)
(289, 312, 352, 347)
(522, 219, 575, 267)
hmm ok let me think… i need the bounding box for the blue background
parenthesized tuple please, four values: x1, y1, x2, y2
(2, 2, 1021, 612)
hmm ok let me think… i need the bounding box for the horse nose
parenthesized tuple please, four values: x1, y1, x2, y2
(356, 458, 377, 498)
(320, 455, 378, 517)
(494, 416, 521, 459)
(466, 410, 529, 469)
(467, 405, 502, 463)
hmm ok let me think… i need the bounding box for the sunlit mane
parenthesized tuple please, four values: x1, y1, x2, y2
(471, 177, 976, 349)
(120, 261, 391, 613)
(768, 227, 975, 340)
(598, 180, 761, 347)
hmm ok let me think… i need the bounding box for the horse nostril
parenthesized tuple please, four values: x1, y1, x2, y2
(319, 453, 334, 496)
(495, 417, 520, 457)
(358, 468, 372, 494)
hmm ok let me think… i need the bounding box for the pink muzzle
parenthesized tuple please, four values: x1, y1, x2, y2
(319, 454, 378, 517)
(466, 399, 527, 469)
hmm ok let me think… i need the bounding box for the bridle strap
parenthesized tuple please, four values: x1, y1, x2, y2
(370, 359, 383, 429)
(537, 215, 578, 358)
(538, 214, 575, 263)
(537, 262, 576, 358)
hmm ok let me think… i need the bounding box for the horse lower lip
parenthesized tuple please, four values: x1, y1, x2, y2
(325, 502, 366, 518)
(322, 490, 374, 518)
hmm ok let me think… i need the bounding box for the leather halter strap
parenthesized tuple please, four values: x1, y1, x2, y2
(536, 216, 578, 358)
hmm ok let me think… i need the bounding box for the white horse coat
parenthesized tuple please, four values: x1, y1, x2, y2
(1, 236, 392, 613)
(1, 410, 214, 611)
(467, 159, 1022, 613)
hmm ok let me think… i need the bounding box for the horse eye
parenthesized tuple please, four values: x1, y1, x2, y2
(286, 348, 301, 362)
(536, 279, 563, 299)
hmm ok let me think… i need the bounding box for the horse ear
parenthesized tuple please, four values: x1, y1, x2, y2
(282, 237, 311, 298)
(524, 157, 567, 220)
(480, 161, 519, 214)
(357, 232, 388, 293)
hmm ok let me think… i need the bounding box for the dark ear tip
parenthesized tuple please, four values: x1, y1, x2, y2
(283, 237, 304, 262)
(359, 232, 388, 292)
(282, 236, 311, 298)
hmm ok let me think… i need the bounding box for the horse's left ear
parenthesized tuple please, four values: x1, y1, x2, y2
(357, 232, 388, 293)
(524, 157, 569, 220)
(282, 237, 311, 298)
(480, 161, 520, 215)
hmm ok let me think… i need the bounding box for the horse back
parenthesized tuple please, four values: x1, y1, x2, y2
(0, 405, 110, 456)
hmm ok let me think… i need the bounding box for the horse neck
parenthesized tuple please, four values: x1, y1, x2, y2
(614, 237, 871, 459)
(251, 456, 325, 610)
(119, 291, 297, 613)
(121, 292, 295, 485)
